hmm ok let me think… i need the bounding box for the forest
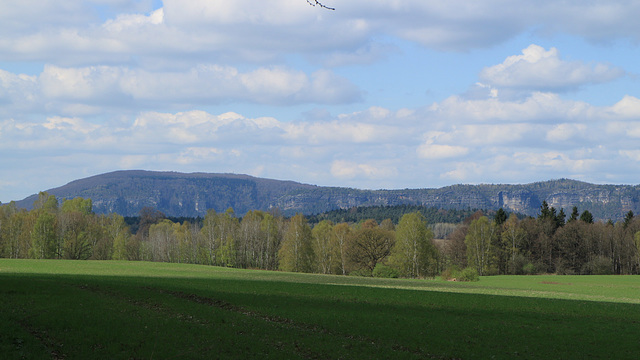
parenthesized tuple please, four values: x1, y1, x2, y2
(2, 192, 640, 277)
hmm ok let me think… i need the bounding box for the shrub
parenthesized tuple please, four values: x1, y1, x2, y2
(485, 266, 500, 276)
(441, 265, 461, 281)
(554, 259, 576, 275)
(522, 262, 537, 275)
(457, 267, 479, 282)
(441, 266, 478, 282)
(509, 254, 529, 275)
(372, 264, 400, 278)
(581, 256, 613, 275)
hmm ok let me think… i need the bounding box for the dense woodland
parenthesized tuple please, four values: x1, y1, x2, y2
(2, 192, 640, 277)
(307, 205, 493, 226)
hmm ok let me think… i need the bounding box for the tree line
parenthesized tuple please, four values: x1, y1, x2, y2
(445, 203, 640, 276)
(307, 205, 490, 227)
(2, 193, 640, 277)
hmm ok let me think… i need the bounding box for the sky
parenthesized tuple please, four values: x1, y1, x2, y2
(1, 0, 640, 203)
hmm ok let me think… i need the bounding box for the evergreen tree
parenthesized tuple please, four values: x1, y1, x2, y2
(568, 206, 579, 222)
(555, 208, 566, 228)
(494, 208, 508, 226)
(539, 201, 552, 220)
(580, 210, 594, 224)
(624, 211, 634, 229)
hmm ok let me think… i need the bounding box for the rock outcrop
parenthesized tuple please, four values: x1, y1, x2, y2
(14, 172, 640, 221)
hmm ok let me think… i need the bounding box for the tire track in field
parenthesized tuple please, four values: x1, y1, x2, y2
(16, 320, 66, 360)
(161, 289, 450, 360)
(73, 283, 450, 359)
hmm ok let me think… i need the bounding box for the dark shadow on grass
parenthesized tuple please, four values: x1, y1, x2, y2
(2, 271, 640, 359)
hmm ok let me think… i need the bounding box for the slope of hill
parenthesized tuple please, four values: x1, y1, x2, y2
(16, 170, 316, 217)
(13, 170, 640, 221)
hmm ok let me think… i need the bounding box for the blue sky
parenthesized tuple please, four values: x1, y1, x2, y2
(1, 0, 640, 203)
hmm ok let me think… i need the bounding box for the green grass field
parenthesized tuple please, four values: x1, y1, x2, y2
(2, 259, 640, 359)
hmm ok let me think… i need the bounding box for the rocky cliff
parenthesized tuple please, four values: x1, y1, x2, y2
(14, 171, 640, 221)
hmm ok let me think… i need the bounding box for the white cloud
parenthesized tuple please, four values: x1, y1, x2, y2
(5, 89, 640, 202)
(480, 45, 624, 92)
(417, 144, 469, 159)
(284, 120, 395, 145)
(620, 150, 640, 162)
(430, 92, 592, 123)
(330, 160, 397, 180)
(606, 121, 640, 139)
(458, 124, 534, 146)
(546, 123, 587, 143)
(0, 70, 38, 113)
(131, 111, 259, 144)
(43, 116, 98, 134)
(103, 8, 164, 32)
(513, 151, 600, 173)
(441, 162, 483, 183)
(607, 96, 640, 119)
(176, 147, 224, 165)
(2, 0, 640, 66)
(40, 65, 122, 100)
(4, 1, 640, 203)
(417, 131, 469, 159)
(0, 64, 361, 116)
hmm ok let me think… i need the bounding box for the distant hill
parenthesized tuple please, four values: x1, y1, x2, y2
(14, 170, 640, 221)
(16, 170, 316, 217)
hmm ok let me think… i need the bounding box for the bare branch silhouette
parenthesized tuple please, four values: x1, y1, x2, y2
(307, 0, 335, 10)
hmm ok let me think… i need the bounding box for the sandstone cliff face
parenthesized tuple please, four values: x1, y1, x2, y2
(273, 180, 640, 221)
(497, 190, 540, 214)
(15, 172, 640, 221)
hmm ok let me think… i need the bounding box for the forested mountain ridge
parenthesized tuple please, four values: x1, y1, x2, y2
(13, 170, 640, 221)
(16, 170, 317, 217)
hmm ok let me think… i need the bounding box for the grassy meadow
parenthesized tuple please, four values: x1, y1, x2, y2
(2, 259, 640, 359)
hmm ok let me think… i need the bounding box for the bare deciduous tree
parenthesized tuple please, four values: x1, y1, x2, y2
(307, 0, 334, 10)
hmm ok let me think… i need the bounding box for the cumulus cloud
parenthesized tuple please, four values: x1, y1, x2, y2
(429, 92, 592, 123)
(607, 95, 640, 119)
(2, 1, 640, 65)
(513, 151, 601, 173)
(480, 44, 624, 92)
(0, 64, 361, 116)
(417, 143, 469, 159)
(331, 160, 397, 180)
(416, 132, 469, 159)
(0, 70, 39, 114)
(43, 116, 98, 134)
(3, 88, 640, 201)
(284, 120, 397, 145)
(546, 123, 588, 143)
(3, 2, 640, 201)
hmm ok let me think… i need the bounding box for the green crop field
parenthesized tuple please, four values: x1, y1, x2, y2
(2, 260, 640, 359)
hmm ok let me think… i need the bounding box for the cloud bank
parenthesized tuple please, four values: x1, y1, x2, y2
(1, 1, 639, 202)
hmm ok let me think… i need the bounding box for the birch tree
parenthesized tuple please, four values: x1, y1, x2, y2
(333, 222, 351, 275)
(389, 212, 437, 278)
(312, 220, 339, 274)
(279, 214, 314, 273)
(465, 216, 497, 276)
(501, 214, 526, 274)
